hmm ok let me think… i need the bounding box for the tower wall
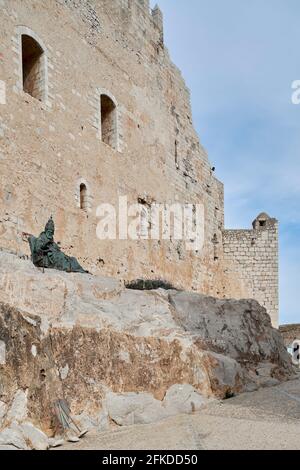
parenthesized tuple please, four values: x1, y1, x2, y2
(223, 216, 279, 327)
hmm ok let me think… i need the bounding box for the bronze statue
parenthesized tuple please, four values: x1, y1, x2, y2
(23, 217, 88, 274)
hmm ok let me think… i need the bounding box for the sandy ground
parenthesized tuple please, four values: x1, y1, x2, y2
(56, 377, 300, 450)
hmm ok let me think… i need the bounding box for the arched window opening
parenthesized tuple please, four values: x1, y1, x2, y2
(100, 94, 117, 149)
(21, 34, 45, 101)
(80, 183, 88, 211)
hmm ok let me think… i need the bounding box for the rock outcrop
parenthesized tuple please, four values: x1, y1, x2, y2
(0, 252, 293, 447)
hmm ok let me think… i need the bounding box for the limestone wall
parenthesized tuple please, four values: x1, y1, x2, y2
(0, 0, 224, 290)
(0, 0, 278, 325)
(279, 324, 300, 348)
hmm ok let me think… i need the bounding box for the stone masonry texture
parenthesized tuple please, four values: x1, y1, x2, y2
(0, 0, 279, 326)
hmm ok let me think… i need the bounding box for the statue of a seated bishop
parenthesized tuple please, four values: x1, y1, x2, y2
(23, 217, 88, 274)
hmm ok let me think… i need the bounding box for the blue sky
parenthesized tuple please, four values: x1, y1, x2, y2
(150, 0, 300, 324)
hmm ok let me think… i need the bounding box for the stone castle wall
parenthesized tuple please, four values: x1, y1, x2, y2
(223, 215, 279, 327)
(0, 0, 279, 325)
(279, 324, 300, 348)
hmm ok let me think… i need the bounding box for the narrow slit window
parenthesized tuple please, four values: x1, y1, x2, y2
(175, 140, 179, 169)
(80, 183, 88, 211)
(100, 94, 117, 149)
(21, 34, 45, 101)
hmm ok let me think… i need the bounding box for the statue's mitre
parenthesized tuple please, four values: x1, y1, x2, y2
(45, 216, 54, 232)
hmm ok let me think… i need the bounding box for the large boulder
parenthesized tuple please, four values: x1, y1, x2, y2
(168, 291, 289, 367)
(0, 252, 294, 435)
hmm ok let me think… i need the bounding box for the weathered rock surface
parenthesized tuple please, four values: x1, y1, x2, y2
(0, 252, 293, 439)
(6, 390, 28, 424)
(0, 426, 28, 450)
(48, 437, 64, 448)
(20, 422, 49, 450)
(105, 385, 212, 426)
(0, 420, 50, 450)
